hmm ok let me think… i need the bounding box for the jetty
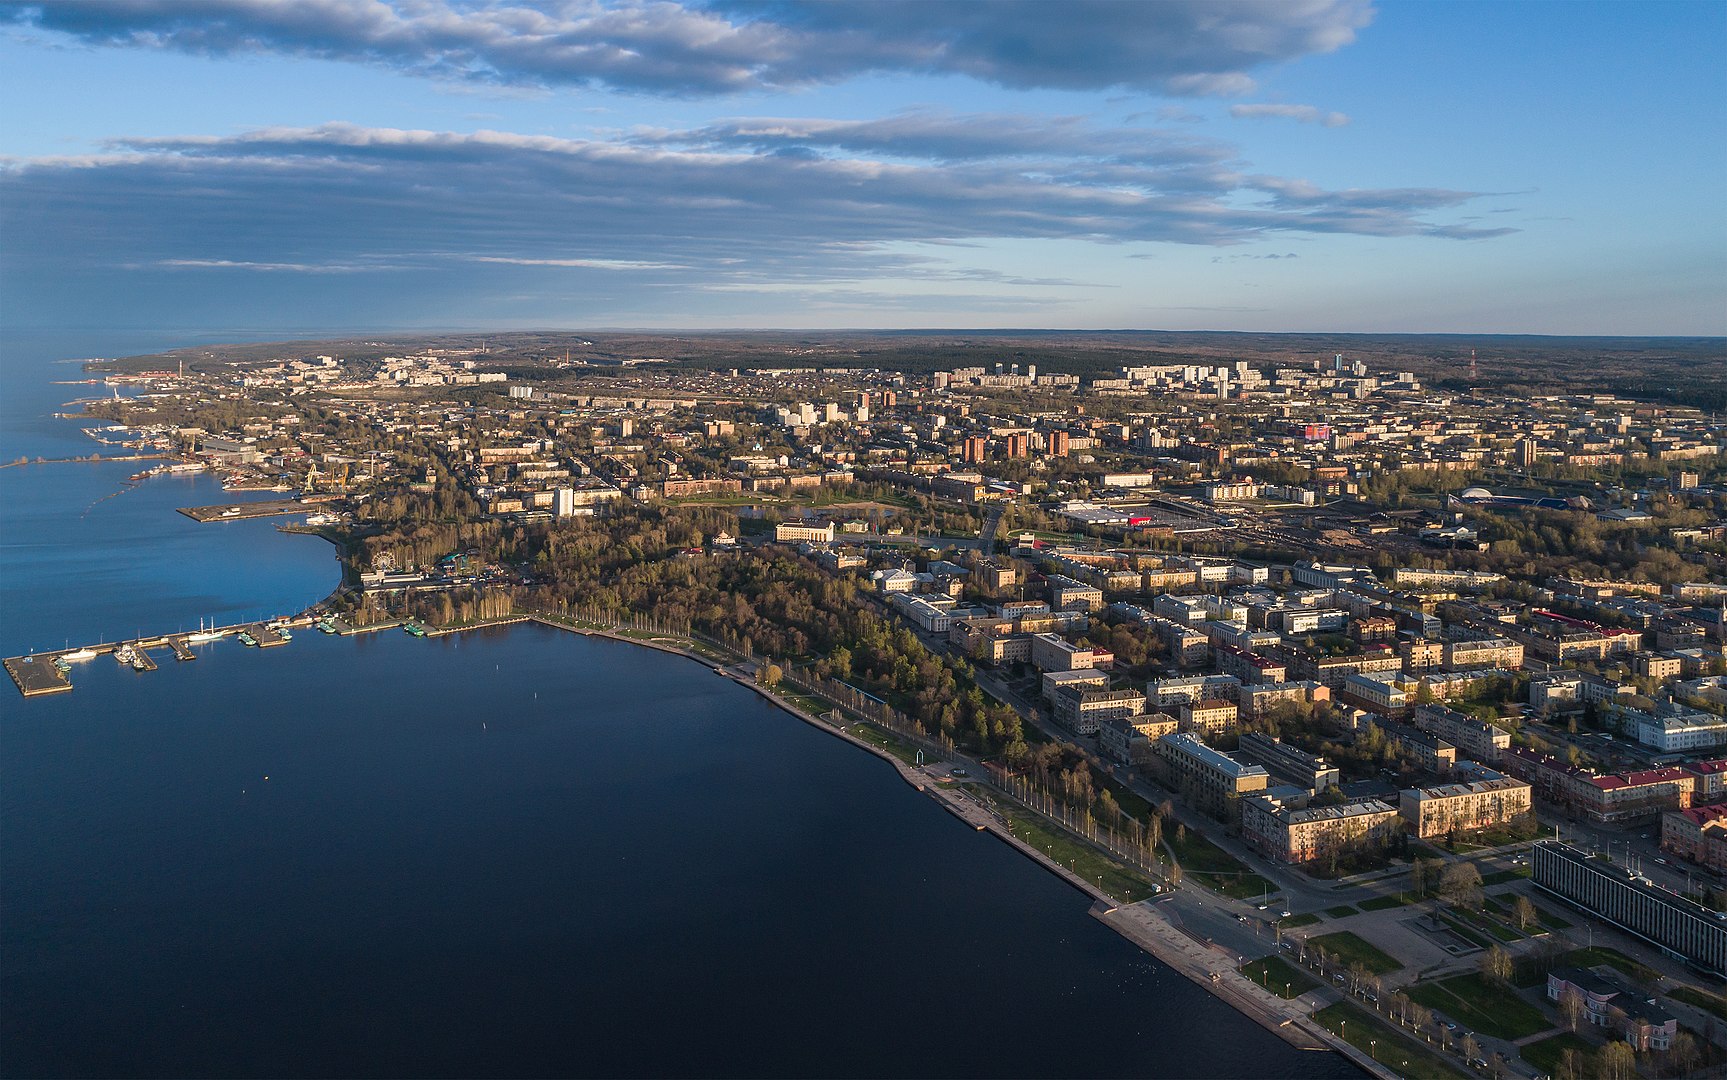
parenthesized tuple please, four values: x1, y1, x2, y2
(178, 499, 316, 523)
(4, 617, 312, 698)
(4, 655, 75, 697)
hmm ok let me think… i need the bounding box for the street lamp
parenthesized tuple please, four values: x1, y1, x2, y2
(1369, 1039, 1377, 1062)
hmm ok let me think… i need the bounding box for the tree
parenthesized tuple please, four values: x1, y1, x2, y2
(1097, 789, 1122, 828)
(1480, 944, 1513, 985)
(1597, 1040, 1636, 1080)
(1556, 1048, 1582, 1080)
(1510, 894, 1539, 932)
(1438, 862, 1484, 909)
(1559, 985, 1586, 1034)
(760, 663, 783, 688)
(1461, 1034, 1481, 1064)
(1667, 1031, 1701, 1078)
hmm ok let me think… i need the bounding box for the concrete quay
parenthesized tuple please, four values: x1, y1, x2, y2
(4, 655, 75, 697)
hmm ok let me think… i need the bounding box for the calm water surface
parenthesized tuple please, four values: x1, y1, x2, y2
(0, 331, 1358, 1077)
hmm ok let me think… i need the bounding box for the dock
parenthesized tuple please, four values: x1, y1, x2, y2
(4, 655, 74, 697)
(178, 499, 318, 523)
(248, 623, 289, 647)
(6, 616, 301, 698)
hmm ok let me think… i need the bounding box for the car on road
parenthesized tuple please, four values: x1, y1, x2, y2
(1280, 910, 1292, 918)
(951, 767, 968, 777)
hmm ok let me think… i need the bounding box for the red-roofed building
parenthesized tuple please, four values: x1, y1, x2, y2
(1683, 759, 1727, 803)
(1662, 804, 1727, 872)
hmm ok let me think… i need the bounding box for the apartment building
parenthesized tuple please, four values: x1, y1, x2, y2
(1443, 637, 1525, 671)
(1399, 774, 1533, 838)
(1178, 695, 1237, 736)
(1099, 713, 1180, 767)
(1662, 805, 1727, 873)
(1241, 793, 1401, 865)
(1236, 732, 1340, 792)
(1151, 733, 1270, 823)
(1412, 704, 1511, 764)
(1052, 686, 1145, 736)
(1046, 575, 1104, 612)
(1042, 668, 1110, 703)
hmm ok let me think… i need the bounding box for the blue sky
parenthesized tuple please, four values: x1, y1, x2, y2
(2, 0, 1722, 334)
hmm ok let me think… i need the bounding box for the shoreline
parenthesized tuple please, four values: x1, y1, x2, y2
(9, 597, 1381, 1075)
(505, 615, 1385, 1076)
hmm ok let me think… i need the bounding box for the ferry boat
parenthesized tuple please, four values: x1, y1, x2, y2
(316, 617, 338, 634)
(402, 621, 427, 638)
(237, 631, 258, 647)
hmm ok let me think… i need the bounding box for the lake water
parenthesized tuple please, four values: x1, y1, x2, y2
(0, 330, 1358, 1077)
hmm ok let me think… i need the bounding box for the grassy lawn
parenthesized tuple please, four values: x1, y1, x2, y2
(1314, 1002, 1472, 1080)
(1360, 892, 1416, 911)
(1406, 973, 1551, 1041)
(1669, 986, 1727, 1023)
(1480, 867, 1533, 886)
(1307, 931, 1403, 975)
(1325, 904, 1359, 918)
(1282, 912, 1322, 929)
(1519, 1032, 1594, 1075)
(1196, 871, 1278, 900)
(848, 722, 925, 766)
(1533, 905, 1572, 931)
(1164, 827, 1274, 900)
(994, 802, 1164, 904)
(1239, 955, 1320, 999)
(1166, 828, 1249, 875)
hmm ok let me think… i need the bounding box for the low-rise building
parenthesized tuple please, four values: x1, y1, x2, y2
(1545, 969, 1678, 1052)
(774, 521, 836, 544)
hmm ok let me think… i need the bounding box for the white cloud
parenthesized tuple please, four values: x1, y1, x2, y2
(7, 0, 1376, 97)
(1229, 103, 1350, 127)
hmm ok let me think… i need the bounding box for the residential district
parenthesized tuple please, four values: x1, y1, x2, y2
(67, 336, 1727, 1079)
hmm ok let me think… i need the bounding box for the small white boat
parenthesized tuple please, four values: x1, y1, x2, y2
(60, 647, 99, 662)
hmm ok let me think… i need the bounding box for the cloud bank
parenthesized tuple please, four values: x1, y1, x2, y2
(0, 114, 1513, 324)
(4, 0, 1375, 96)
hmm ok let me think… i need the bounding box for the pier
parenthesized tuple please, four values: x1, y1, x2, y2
(178, 499, 319, 523)
(247, 623, 289, 647)
(4, 655, 75, 697)
(4, 618, 309, 698)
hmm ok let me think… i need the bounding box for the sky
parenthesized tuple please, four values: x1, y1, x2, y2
(1, 0, 1723, 335)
